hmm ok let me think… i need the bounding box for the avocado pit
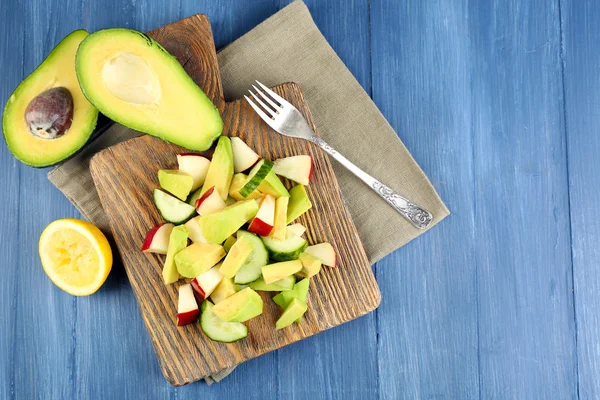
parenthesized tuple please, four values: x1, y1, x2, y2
(24, 86, 74, 139)
(101, 52, 161, 104)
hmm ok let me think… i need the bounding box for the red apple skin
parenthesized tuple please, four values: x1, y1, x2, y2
(177, 309, 200, 326)
(248, 218, 273, 236)
(190, 278, 207, 301)
(195, 186, 215, 211)
(308, 156, 314, 182)
(141, 224, 163, 252)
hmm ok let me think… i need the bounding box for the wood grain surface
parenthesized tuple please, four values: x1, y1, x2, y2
(89, 14, 380, 386)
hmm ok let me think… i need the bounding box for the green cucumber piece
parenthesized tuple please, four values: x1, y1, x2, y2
(187, 187, 203, 206)
(153, 189, 196, 224)
(200, 301, 248, 343)
(249, 275, 296, 291)
(240, 159, 273, 198)
(233, 230, 269, 284)
(261, 234, 308, 261)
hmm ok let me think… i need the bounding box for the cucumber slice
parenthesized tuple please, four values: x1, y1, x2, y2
(200, 301, 248, 343)
(153, 189, 196, 224)
(234, 230, 269, 284)
(240, 159, 273, 198)
(249, 275, 296, 291)
(261, 234, 308, 261)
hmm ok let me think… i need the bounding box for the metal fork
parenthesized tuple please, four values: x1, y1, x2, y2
(245, 81, 433, 229)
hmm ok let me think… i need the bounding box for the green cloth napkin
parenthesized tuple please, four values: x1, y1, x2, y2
(48, 0, 449, 384)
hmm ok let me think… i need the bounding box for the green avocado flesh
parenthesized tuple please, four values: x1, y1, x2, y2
(3, 30, 98, 167)
(276, 298, 308, 330)
(75, 28, 223, 151)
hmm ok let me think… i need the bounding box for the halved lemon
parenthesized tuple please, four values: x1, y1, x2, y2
(39, 219, 113, 296)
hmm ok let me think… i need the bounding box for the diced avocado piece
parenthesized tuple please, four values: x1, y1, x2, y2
(199, 200, 259, 244)
(276, 298, 308, 330)
(3, 30, 98, 167)
(297, 252, 322, 278)
(200, 301, 248, 343)
(219, 234, 255, 278)
(262, 260, 302, 285)
(229, 173, 263, 200)
(249, 275, 296, 291)
(212, 287, 263, 322)
(258, 171, 290, 198)
(261, 234, 308, 261)
(273, 279, 311, 323)
(199, 136, 234, 200)
(287, 185, 312, 223)
(225, 196, 237, 206)
(234, 231, 269, 284)
(163, 225, 188, 284)
(210, 277, 237, 304)
(272, 197, 289, 240)
(174, 242, 225, 278)
(223, 236, 237, 252)
(75, 28, 222, 151)
(158, 169, 194, 201)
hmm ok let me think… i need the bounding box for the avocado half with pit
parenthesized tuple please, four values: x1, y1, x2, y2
(2, 30, 99, 167)
(75, 29, 223, 151)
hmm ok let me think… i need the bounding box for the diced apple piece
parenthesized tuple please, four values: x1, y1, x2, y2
(210, 277, 237, 304)
(141, 223, 174, 254)
(158, 169, 194, 201)
(297, 252, 322, 278)
(212, 287, 263, 322)
(177, 153, 211, 190)
(247, 194, 275, 236)
(195, 186, 227, 216)
(191, 265, 223, 301)
(304, 242, 336, 268)
(287, 185, 312, 223)
(276, 298, 308, 330)
(199, 199, 259, 244)
(162, 226, 188, 285)
(273, 155, 313, 186)
(261, 260, 302, 285)
(174, 242, 225, 278)
(272, 197, 289, 240)
(184, 216, 207, 243)
(177, 283, 200, 326)
(223, 236, 237, 252)
(219, 234, 255, 278)
(229, 173, 263, 201)
(286, 223, 306, 237)
(231, 137, 260, 173)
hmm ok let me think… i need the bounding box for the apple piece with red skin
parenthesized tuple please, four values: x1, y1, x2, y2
(272, 155, 313, 185)
(231, 137, 260, 173)
(190, 264, 223, 301)
(304, 242, 336, 267)
(247, 194, 275, 236)
(177, 283, 200, 326)
(141, 223, 174, 254)
(195, 186, 227, 216)
(177, 153, 211, 191)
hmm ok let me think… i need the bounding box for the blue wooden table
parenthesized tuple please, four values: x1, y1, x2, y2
(1, 0, 597, 398)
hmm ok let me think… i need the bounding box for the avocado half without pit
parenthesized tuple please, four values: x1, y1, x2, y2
(2, 30, 99, 167)
(75, 28, 223, 151)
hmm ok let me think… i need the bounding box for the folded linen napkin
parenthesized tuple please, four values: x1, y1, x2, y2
(48, 0, 449, 384)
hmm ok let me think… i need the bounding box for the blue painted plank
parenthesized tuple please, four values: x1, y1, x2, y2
(370, 1, 480, 399)
(561, 0, 600, 398)
(468, 0, 576, 398)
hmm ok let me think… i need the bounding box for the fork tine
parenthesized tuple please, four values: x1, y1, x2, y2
(255, 80, 290, 106)
(249, 90, 277, 117)
(244, 95, 275, 123)
(253, 85, 282, 110)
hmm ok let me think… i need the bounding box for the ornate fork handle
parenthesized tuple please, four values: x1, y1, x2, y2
(311, 136, 433, 229)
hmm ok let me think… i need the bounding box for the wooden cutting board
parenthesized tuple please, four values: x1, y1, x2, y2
(89, 14, 380, 386)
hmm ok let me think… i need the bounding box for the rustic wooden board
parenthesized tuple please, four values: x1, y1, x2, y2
(89, 14, 380, 386)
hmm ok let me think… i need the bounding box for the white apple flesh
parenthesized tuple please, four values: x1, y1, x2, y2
(231, 137, 260, 173)
(247, 194, 275, 236)
(272, 155, 312, 185)
(195, 186, 227, 216)
(177, 153, 211, 190)
(191, 265, 223, 301)
(286, 223, 306, 237)
(304, 242, 336, 267)
(141, 223, 175, 254)
(184, 217, 207, 243)
(177, 283, 200, 326)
